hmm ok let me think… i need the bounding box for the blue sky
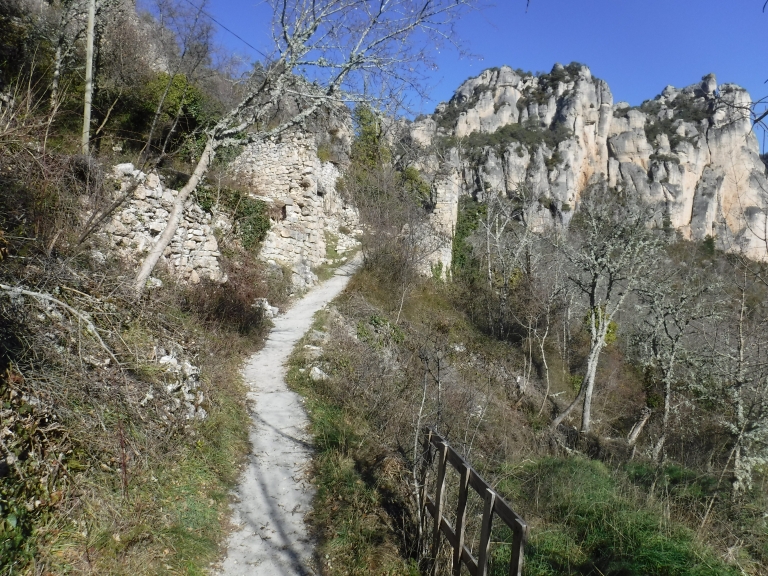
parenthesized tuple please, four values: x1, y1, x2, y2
(206, 0, 767, 128)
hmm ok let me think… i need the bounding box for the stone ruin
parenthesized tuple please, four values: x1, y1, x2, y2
(102, 164, 226, 285)
(228, 130, 360, 289)
(101, 127, 360, 291)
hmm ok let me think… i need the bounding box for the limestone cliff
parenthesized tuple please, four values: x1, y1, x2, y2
(413, 64, 768, 271)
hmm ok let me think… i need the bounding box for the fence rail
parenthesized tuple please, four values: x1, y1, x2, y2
(422, 428, 528, 576)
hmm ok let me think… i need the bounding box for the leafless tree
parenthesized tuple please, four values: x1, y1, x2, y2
(632, 262, 717, 462)
(551, 181, 663, 434)
(137, 0, 214, 163)
(699, 265, 768, 500)
(39, 0, 89, 107)
(132, 0, 476, 293)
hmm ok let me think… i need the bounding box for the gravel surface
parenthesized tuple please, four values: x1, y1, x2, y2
(214, 258, 358, 576)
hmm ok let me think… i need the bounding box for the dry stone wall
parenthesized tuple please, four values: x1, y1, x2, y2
(101, 164, 225, 285)
(101, 130, 358, 291)
(229, 131, 360, 289)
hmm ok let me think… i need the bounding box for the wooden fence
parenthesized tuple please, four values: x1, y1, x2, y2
(422, 428, 528, 576)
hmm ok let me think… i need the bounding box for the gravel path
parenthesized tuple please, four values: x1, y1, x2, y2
(214, 259, 358, 576)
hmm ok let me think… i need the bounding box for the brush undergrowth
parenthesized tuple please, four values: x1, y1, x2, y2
(0, 262, 262, 575)
(286, 312, 419, 576)
(313, 232, 359, 283)
(283, 266, 755, 575)
(1, 181, 282, 574)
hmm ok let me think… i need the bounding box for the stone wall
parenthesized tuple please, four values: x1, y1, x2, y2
(229, 131, 360, 289)
(102, 164, 225, 285)
(101, 129, 359, 290)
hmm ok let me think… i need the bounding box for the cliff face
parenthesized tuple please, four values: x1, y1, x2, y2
(413, 64, 768, 271)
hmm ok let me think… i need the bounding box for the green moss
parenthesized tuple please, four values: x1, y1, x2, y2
(195, 186, 270, 251)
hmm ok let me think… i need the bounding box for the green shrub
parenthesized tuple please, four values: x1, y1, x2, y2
(435, 85, 487, 131)
(545, 150, 563, 171)
(317, 143, 333, 163)
(452, 196, 486, 277)
(195, 185, 270, 251)
(642, 93, 709, 149)
(441, 119, 572, 163)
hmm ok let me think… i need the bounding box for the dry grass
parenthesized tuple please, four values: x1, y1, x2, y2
(0, 224, 286, 574)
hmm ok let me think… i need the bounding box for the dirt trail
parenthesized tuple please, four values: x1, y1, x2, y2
(214, 259, 358, 576)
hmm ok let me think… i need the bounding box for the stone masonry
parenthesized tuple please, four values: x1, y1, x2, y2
(102, 163, 225, 285)
(229, 131, 360, 289)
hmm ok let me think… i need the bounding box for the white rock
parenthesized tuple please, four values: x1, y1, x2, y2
(309, 366, 329, 381)
(114, 163, 135, 177)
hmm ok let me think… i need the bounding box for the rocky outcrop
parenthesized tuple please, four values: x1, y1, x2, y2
(229, 130, 360, 289)
(102, 164, 225, 284)
(413, 64, 768, 272)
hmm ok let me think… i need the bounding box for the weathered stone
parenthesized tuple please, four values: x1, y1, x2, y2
(416, 64, 768, 274)
(101, 168, 226, 284)
(228, 128, 360, 290)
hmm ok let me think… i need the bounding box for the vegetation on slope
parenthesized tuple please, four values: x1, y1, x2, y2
(0, 2, 292, 573)
(286, 109, 768, 575)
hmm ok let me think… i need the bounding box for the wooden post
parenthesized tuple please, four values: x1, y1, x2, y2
(431, 442, 449, 576)
(420, 429, 434, 558)
(477, 488, 496, 576)
(452, 465, 471, 575)
(509, 518, 528, 576)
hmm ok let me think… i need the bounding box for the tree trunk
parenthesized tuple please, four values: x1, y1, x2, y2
(81, 0, 96, 154)
(579, 345, 602, 433)
(552, 335, 604, 430)
(51, 43, 62, 108)
(652, 377, 672, 461)
(133, 138, 215, 293)
(628, 406, 652, 446)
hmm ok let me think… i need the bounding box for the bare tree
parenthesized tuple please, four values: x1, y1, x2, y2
(132, 0, 475, 293)
(81, 0, 96, 153)
(41, 0, 89, 107)
(137, 0, 214, 164)
(701, 265, 768, 498)
(632, 263, 717, 462)
(551, 181, 662, 434)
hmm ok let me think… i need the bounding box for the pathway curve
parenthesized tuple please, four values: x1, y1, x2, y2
(214, 259, 358, 576)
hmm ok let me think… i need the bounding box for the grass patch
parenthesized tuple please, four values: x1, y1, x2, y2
(286, 312, 419, 576)
(0, 247, 272, 575)
(37, 326, 252, 575)
(496, 458, 740, 576)
(314, 232, 358, 282)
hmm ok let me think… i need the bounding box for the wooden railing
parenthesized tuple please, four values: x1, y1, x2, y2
(422, 428, 528, 576)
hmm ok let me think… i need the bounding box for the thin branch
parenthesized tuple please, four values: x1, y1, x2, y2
(0, 284, 121, 368)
